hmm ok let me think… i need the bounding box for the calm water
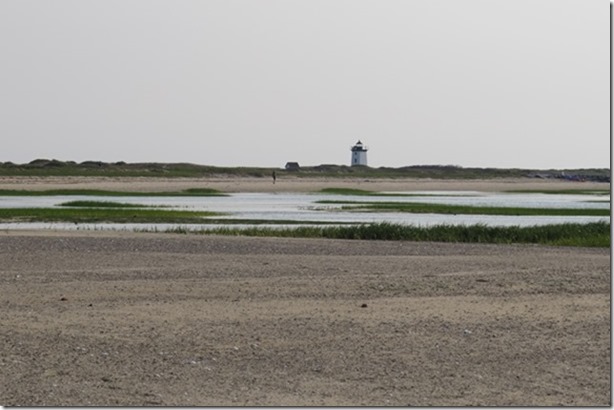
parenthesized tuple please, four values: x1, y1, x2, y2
(0, 191, 609, 232)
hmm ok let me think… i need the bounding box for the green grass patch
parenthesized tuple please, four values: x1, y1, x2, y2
(188, 218, 349, 225)
(184, 221, 610, 247)
(132, 220, 351, 232)
(505, 189, 610, 195)
(0, 207, 221, 224)
(0, 207, 343, 226)
(316, 200, 610, 217)
(318, 187, 444, 197)
(319, 187, 381, 196)
(0, 188, 227, 197)
(58, 201, 156, 208)
(182, 188, 226, 195)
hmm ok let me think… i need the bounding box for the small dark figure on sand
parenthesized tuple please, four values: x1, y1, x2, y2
(272, 171, 276, 184)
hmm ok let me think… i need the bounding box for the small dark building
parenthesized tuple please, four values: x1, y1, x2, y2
(285, 162, 300, 171)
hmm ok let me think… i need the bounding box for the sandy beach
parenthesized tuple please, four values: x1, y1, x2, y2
(0, 176, 610, 406)
(0, 175, 609, 193)
(0, 231, 610, 406)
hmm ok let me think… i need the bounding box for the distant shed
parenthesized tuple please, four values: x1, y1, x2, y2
(285, 162, 300, 171)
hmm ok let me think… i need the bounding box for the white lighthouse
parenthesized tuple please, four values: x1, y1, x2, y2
(350, 140, 368, 166)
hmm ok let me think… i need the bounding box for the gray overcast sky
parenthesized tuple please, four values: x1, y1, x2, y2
(0, 0, 610, 169)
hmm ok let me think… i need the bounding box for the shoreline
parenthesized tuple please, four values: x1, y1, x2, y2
(0, 176, 609, 193)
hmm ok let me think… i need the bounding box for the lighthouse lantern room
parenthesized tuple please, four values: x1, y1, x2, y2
(350, 140, 368, 166)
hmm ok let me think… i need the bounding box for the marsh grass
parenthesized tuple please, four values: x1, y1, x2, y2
(58, 201, 155, 208)
(505, 189, 610, 195)
(0, 207, 220, 223)
(318, 187, 441, 197)
(182, 188, 227, 195)
(319, 188, 385, 196)
(0, 207, 342, 226)
(190, 221, 610, 247)
(190, 218, 348, 225)
(0, 188, 226, 196)
(316, 200, 610, 216)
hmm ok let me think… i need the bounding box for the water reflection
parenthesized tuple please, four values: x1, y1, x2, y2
(0, 191, 609, 232)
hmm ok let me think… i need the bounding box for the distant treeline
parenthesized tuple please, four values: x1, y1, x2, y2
(0, 159, 610, 182)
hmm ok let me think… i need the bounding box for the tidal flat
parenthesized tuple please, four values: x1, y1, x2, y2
(0, 176, 610, 406)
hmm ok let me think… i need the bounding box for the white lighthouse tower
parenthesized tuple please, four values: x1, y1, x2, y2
(350, 140, 368, 166)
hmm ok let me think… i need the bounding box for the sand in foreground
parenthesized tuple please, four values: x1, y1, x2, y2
(0, 232, 609, 406)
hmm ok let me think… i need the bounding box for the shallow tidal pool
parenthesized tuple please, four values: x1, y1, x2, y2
(0, 191, 609, 232)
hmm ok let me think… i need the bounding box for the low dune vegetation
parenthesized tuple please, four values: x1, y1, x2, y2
(0, 160, 610, 182)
